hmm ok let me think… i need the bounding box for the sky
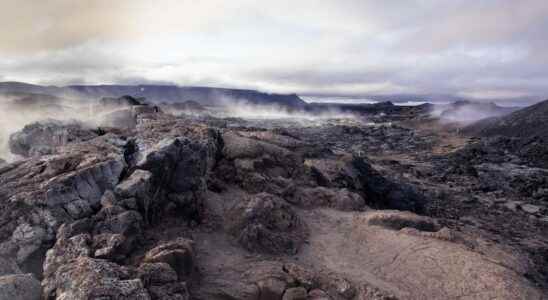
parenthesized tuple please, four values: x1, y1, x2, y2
(1, 0, 547, 100)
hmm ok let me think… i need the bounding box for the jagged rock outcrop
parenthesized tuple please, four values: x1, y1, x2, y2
(8, 120, 97, 157)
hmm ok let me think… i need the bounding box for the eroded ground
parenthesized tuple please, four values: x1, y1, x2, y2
(0, 106, 547, 299)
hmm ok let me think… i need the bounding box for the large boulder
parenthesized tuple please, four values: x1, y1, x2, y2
(92, 207, 144, 258)
(227, 193, 307, 254)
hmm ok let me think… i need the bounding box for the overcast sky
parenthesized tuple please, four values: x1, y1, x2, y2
(1, 0, 547, 100)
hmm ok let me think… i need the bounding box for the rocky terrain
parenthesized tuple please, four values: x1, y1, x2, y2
(0, 93, 547, 300)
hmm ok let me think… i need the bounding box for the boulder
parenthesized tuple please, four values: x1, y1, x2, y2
(92, 233, 127, 259)
(134, 137, 211, 224)
(227, 193, 307, 254)
(92, 208, 144, 256)
(143, 238, 194, 279)
(222, 131, 292, 160)
(137, 263, 178, 286)
(44, 157, 126, 210)
(10, 223, 46, 264)
(116, 170, 153, 198)
(257, 277, 286, 300)
(43, 233, 92, 291)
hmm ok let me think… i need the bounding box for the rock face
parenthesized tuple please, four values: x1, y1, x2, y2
(0, 104, 546, 299)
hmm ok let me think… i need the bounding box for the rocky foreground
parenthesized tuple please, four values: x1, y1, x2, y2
(0, 99, 547, 300)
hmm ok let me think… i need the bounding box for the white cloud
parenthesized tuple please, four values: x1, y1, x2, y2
(0, 0, 547, 100)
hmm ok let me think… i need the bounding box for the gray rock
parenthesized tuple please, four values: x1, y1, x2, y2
(43, 233, 92, 286)
(10, 223, 46, 264)
(227, 193, 307, 255)
(9, 120, 97, 157)
(115, 169, 153, 198)
(93, 233, 127, 259)
(0, 258, 21, 276)
(137, 262, 178, 286)
(521, 204, 541, 214)
(0, 273, 41, 300)
(143, 238, 194, 279)
(44, 257, 150, 299)
(45, 158, 126, 209)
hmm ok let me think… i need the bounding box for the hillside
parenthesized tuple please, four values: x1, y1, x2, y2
(464, 99, 548, 139)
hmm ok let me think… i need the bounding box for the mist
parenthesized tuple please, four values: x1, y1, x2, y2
(0, 94, 139, 162)
(429, 102, 515, 125)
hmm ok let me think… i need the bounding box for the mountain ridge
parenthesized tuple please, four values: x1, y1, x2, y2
(0, 81, 307, 108)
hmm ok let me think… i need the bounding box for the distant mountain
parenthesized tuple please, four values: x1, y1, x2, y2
(464, 99, 548, 139)
(0, 82, 307, 108)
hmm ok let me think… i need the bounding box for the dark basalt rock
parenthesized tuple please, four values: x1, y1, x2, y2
(227, 193, 307, 255)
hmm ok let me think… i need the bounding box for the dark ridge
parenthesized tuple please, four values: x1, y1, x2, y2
(464, 99, 548, 139)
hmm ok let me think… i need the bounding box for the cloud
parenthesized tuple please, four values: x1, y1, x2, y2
(0, 0, 547, 100)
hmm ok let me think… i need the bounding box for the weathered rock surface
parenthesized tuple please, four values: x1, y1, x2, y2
(143, 238, 194, 279)
(0, 273, 41, 300)
(9, 120, 97, 157)
(0, 105, 546, 299)
(227, 193, 307, 254)
(45, 257, 150, 299)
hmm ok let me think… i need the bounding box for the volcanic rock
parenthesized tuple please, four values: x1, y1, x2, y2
(8, 120, 97, 157)
(143, 238, 194, 279)
(0, 273, 41, 300)
(44, 257, 150, 299)
(227, 193, 306, 254)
